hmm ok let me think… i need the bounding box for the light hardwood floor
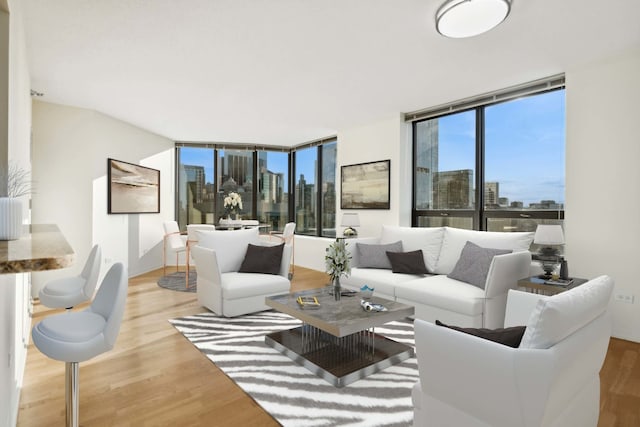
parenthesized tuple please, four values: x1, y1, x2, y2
(17, 267, 640, 426)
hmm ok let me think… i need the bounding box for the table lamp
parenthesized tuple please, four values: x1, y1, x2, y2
(341, 213, 360, 237)
(533, 224, 565, 279)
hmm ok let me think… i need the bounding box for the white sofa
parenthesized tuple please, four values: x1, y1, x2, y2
(191, 227, 292, 317)
(341, 226, 534, 328)
(412, 275, 614, 427)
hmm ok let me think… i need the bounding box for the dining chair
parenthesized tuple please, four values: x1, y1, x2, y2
(163, 220, 186, 275)
(268, 222, 296, 278)
(185, 224, 216, 288)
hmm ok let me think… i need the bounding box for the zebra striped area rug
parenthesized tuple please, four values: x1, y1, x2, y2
(169, 311, 418, 427)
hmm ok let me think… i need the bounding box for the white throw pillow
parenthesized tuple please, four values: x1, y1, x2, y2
(196, 228, 260, 273)
(380, 226, 444, 273)
(434, 227, 534, 275)
(519, 275, 614, 349)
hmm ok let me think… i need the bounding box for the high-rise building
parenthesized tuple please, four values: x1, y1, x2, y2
(415, 120, 439, 209)
(183, 165, 205, 203)
(433, 169, 473, 209)
(485, 182, 499, 207)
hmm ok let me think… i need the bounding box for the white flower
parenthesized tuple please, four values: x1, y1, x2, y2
(325, 239, 351, 282)
(224, 192, 243, 212)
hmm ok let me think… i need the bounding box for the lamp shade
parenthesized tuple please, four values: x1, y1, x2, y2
(436, 0, 511, 38)
(341, 213, 360, 227)
(533, 225, 565, 246)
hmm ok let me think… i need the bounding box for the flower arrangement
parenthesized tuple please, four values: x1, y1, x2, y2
(223, 191, 243, 216)
(325, 238, 351, 282)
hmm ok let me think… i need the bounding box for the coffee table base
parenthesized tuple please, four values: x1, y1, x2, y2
(265, 326, 414, 387)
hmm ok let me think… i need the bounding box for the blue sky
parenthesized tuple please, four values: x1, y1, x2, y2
(179, 90, 565, 206)
(438, 90, 565, 205)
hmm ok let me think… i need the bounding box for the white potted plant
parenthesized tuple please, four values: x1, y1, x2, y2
(223, 191, 243, 221)
(0, 163, 32, 240)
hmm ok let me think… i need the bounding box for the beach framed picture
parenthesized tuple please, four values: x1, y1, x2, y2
(341, 159, 390, 209)
(107, 158, 160, 214)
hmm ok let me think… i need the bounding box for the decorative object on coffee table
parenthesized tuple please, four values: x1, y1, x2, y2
(325, 238, 351, 301)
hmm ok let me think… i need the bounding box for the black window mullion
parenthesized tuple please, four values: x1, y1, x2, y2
(316, 145, 323, 237)
(476, 107, 485, 230)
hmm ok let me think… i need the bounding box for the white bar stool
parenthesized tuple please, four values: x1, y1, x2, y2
(38, 244, 102, 309)
(32, 262, 128, 427)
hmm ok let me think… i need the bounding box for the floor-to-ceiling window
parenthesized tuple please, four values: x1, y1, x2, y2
(321, 141, 337, 237)
(294, 146, 318, 236)
(411, 76, 566, 232)
(176, 146, 215, 230)
(292, 139, 337, 237)
(176, 140, 335, 236)
(217, 148, 254, 221)
(257, 150, 290, 232)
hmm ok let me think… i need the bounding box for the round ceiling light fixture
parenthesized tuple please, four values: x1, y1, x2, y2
(436, 0, 511, 38)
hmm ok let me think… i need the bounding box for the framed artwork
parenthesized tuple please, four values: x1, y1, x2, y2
(341, 159, 390, 209)
(108, 158, 160, 214)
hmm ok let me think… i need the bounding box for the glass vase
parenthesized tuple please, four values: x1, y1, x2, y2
(333, 276, 341, 301)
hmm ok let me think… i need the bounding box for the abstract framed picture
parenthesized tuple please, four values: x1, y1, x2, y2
(107, 158, 160, 214)
(341, 159, 390, 209)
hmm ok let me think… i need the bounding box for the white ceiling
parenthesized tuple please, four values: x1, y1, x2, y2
(22, 0, 640, 147)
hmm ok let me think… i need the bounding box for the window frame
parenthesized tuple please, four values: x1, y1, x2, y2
(175, 138, 337, 238)
(410, 83, 566, 231)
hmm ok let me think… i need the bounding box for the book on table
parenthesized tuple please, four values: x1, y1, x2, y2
(545, 278, 574, 286)
(296, 296, 320, 308)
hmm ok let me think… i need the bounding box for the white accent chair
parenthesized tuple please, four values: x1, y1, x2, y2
(163, 220, 186, 275)
(191, 227, 292, 317)
(412, 275, 614, 427)
(267, 222, 296, 278)
(32, 262, 128, 427)
(39, 244, 102, 309)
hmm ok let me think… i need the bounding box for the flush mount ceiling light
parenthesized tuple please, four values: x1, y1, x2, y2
(436, 0, 511, 38)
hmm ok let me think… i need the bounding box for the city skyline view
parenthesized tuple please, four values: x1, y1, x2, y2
(436, 89, 565, 207)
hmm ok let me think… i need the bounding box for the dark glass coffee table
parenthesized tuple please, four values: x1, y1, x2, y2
(265, 288, 415, 387)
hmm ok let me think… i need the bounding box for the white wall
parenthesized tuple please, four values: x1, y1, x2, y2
(296, 114, 411, 270)
(565, 47, 640, 342)
(1, 0, 34, 424)
(31, 101, 176, 295)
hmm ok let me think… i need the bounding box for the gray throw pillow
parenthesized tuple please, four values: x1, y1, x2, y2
(357, 241, 403, 269)
(447, 241, 512, 289)
(238, 243, 284, 275)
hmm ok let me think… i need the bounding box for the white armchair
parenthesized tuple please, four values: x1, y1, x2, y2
(412, 275, 614, 427)
(191, 227, 292, 317)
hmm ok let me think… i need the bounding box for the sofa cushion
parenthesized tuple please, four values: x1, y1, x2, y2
(386, 250, 429, 275)
(519, 275, 614, 349)
(447, 241, 512, 289)
(238, 243, 284, 275)
(380, 226, 444, 273)
(435, 320, 526, 348)
(394, 275, 486, 316)
(221, 272, 291, 300)
(196, 228, 260, 273)
(356, 241, 403, 269)
(343, 268, 421, 298)
(434, 227, 534, 275)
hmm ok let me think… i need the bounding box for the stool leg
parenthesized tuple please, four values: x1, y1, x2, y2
(65, 361, 79, 427)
